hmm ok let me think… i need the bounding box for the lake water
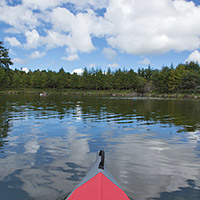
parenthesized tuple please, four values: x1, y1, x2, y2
(0, 94, 200, 200)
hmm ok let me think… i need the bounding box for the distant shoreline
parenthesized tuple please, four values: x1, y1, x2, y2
(0, 89, 200, 99)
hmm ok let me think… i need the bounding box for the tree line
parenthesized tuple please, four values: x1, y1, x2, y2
(1, 41, 200, 93)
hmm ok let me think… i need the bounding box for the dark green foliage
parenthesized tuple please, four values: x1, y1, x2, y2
(0, 41, 13, 88)
(0, 41, 13, 69)
(57, 68, 70, 89)
(0, 62, 200, 93)
(0, 41, 200, 93)
(152, 67, 171, 93)
(138, 65, 155, 81)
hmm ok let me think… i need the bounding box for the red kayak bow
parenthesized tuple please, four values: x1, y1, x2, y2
(66, 150, 130, 200)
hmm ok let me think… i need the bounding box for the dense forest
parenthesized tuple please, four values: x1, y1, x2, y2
(1, 41, 200, 94)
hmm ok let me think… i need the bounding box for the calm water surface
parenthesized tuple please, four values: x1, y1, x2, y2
(0, 94, 200, 200)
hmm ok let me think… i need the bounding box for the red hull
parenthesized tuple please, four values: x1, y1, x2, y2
(66, 150, 130, 200)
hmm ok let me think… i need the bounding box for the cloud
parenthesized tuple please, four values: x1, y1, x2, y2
(69, 12, 95, 53)
(24, 140, 40, 154)
(138, 57, 151, 65)
(22, 0, 66, 11)
(1, 0, 200, 60)
(0, 1, 39, 33)
(21, 67, 29, 73)
(103, 47, 117, 60)
(72, 68, 84, 75)
(5, 36, 21, 47)
(12, 58, 25, 64)
(24, 30, 40, 49)
(50, 7, 95, 53)
(50, 7, 75, 32)
(22, 0, 108, 11)
(68, 0, 109, 10)
(105, 0, 200, 55)
(30, 51, 46, 59)
(108, 63, 119, 68)
(110, 133, 200, 200)
(185, 50, 200, 63)
(62, 54, 79, 61)
(41, 30, 70, 50)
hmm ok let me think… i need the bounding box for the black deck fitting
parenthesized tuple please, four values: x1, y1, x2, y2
(98, 150, 105, 170)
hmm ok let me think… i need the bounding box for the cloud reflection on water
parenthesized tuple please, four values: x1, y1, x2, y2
(106, 133, 200, 200)
(2, 127, 200, 200)
(0, 95, 200, 200)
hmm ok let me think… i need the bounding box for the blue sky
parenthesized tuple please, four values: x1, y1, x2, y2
(0, 0, 200, 73)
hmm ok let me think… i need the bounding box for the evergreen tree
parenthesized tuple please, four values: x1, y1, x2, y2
(0, 41, 13, 88)
(0, 41, 13, 69)
(57, 68, 68, 89)
(152, 67, 171, 93)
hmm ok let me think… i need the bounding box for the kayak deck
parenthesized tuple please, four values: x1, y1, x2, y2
(66, 150, 130, 200)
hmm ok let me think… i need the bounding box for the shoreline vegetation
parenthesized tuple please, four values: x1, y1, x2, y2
(1, 41, 200, 99)
(1, 89, 200, 99)
(1, 61, 200, 100)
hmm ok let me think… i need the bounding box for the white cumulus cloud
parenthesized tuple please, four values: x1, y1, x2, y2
(1, 0, 200, 61)
(24, 29, 40, 49)
(5, 37, 21, 47)
(103, 47, 117, 60)
(72, 68, 84, 75)
(30, 51, 46, 59)
(0, 1, 39, 33)
(50, 7, 95, 53)
(41, 30, 70, 50)
(105, 0, 200, 55)
(68, 0, 109, 10)
(22, 0, 65, 11)
(62, 54, 79, 61)
(185, 50, 200, 64)
(22, 0, 108, 11)
(21, 67, 29, 73)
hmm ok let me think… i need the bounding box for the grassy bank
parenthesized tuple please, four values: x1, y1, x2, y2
(0, 89, 200, 99)
(0, 88, 135, 96)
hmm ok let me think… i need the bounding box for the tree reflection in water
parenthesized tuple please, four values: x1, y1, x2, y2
(0, 94, 200, 200)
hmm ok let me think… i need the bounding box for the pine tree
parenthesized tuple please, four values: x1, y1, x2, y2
(0, 41, 13, 69)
